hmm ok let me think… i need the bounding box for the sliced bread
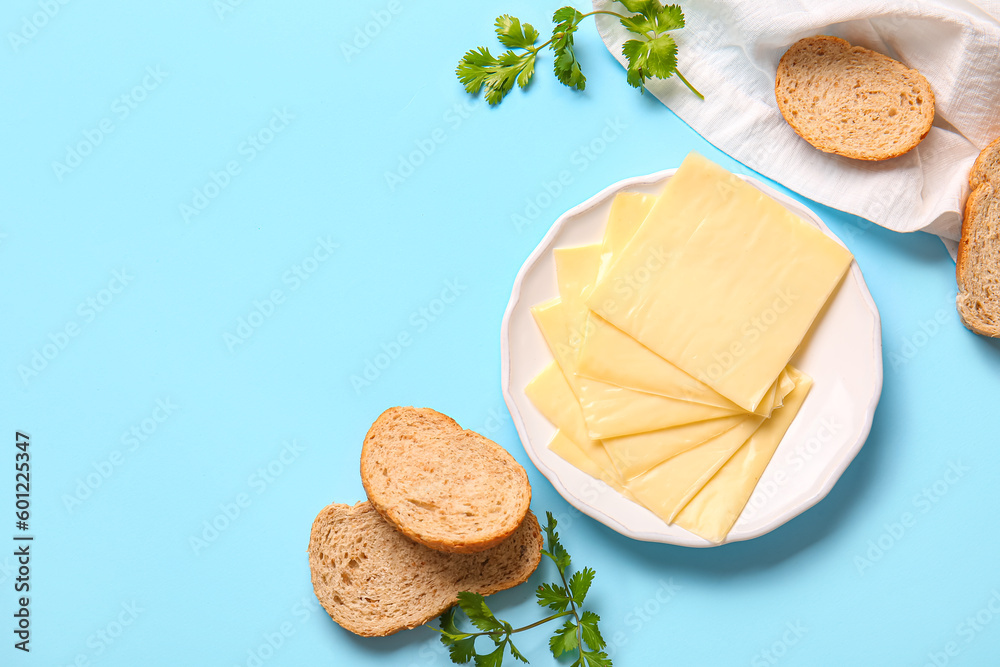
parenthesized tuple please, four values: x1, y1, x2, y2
(360, 407, 531, 553)
(308, 502, 542, 636)
(956, 137, 1000, 337)
(775, 35, 935, 161)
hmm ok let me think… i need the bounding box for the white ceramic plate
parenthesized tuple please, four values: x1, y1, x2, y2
(500, 168, 882, 547)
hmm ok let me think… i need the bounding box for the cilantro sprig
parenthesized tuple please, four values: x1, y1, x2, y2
(457, 3, 702, 106)
(432, 512, 611, 667)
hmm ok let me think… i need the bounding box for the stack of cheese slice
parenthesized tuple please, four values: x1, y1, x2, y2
(525, 153, 854, 543)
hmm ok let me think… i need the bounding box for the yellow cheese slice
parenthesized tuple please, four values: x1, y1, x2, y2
(527, 358, 810, 539)
(596, 192, 657, 284)
(674, 366, 814, 543)
(576, 316, 743, 410)
(572, 194, 781, 416)
(587, 153, 852, 411)
(625, 414, 766, 524)
(761, 377, 779, 412)
(524, 361, 619, 479)
(553, 244, 604, 351)
(556, 242, 743, 411)
(603, 415, 745, 480)
(546, 430, 635, 500)
(774, 367, 795, 411)
(603, 367, 794, 480)
(549, 430, 608, 492)
(532, 299, 741, 438)
(526, 361, 750, 483)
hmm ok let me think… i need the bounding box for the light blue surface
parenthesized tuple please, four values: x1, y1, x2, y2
(3, 1, 1000, 665)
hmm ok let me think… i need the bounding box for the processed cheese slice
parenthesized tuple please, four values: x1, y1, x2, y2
(587, 152, 852, 411)
(532, 299, 741, 438)
(548, 430, 606, 479)
(524, 361, 619, 479)
(526, 364, 715, 507)
(526, 361, 748, 484)
(760, 376, 779, 413)
(674, 366, 814, 543)
(578, 316, 786, 416)
(603, 416, 745, 480)
(604, 366, 796, 480)
(774, 368, 795, 411)
(556, 242, 742, 411)
(596, 192, 657, 284)
(527, 357, 810, 541)
(576, 316, 743, 410)
(547, 431, 636, 501)
(625, 415, 767, 524)
(553, 244, 604, 344)
(573, 193, 778, 416)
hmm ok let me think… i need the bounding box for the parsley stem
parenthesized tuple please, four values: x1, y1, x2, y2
(554, 10, 704, 100)
(432, 609, 575, 641)
(581, 10, 630, 21)
(512, 609, 575, 633)
(551, 554, 585, 658)
(530, 10, 627, 55)
(528, 9, 625, 55)
(674, 69, 704, 99)
(529, 38, 555, 54)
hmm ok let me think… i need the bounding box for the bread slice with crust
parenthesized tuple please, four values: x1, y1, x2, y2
(308, 502, 542, 636)
(957, 137, 1000, 337)
(775, 35, 934, 161)
(361, 407, 531, 553)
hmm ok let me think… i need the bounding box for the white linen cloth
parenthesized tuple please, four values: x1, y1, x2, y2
(593, 0, 1000, 258)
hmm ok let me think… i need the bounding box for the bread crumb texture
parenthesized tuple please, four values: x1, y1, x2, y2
(360, 407, 532, 553)
(775, 35, 934, 161)
(307, 502, 542, 636)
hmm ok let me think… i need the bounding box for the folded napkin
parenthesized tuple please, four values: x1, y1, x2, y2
(593, 0, 1000, 258)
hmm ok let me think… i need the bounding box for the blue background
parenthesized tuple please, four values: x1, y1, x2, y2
(3, 1, 1000, 665)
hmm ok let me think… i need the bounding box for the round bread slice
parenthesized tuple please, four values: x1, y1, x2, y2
(308, 502, 542, 637)
(775, 35, 935, 161)
(956, 137, 1000, 337)
(360, 406, 532, 553)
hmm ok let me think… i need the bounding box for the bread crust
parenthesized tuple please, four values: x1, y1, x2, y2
(360, 406, 532, 554)
(307, 502, 542, 636)
(968, 136, 1000, 191)
(775, 35, 935, 161)
(956, 137, 1000, 337)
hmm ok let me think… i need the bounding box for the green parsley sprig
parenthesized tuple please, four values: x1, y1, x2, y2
(432, 512, 611, 667)
(456, 2, 702, 106)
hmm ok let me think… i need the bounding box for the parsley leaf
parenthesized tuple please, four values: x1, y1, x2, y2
(435, 511, 614, 667)
(495, 15, 539, 49)
(616, 0, 657, 12)
(542, 511, 572, 573)
(513, 52, 536, 89)
(457, 3, 701, 104)
(456, 47, 497, 95)
(438, 607, 479, 664)
(581, 649, 614, 667)
(618, 1, 684, 34)
(622, 34, 678, 89)
(457, 592, 505, 633)
(568, 567, 595, 605)
(579, 611, 605, 650)
(507, 638, 530, 664)
(536, 582, 571, 611)
(549, 618, 580, 657)
(650, 4, 685, 31)
(455, 47, 537, 105)
(477, 643, 508, 667)
(551, 7, 586, 90)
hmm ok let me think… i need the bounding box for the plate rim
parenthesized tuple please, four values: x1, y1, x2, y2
(500, 167, 883, 547)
